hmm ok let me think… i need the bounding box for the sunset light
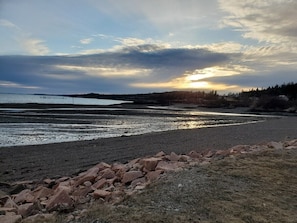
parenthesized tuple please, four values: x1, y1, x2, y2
(0, 0, 296, 94)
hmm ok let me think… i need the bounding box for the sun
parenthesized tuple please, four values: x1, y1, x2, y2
(132, 65, 248, 92)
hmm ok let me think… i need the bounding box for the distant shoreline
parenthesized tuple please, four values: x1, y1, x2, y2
(1, 115, 297, 183)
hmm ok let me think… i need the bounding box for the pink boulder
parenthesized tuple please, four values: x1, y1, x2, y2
(188, 150, 202, 159)
(140, 157, 161, 171)
(93, 189, 111, 199)
(0, 212, 22, 223)
(92, 178, 107, 190)
(3, 196, 18, 209)
(100, 168, 116, 179)
(17, 202, 35, 217)
(75, 167, 99, 186)
(156, 161, 179, 171)
(122, 171, 143, 184)
(45, 189, 74, 212)
(146, 170, 163, 182)
(13, 189, 34, 204)
(155, 151, 166, 157)
(32, 186, 53, 201)
(167, 152, 180, 161)
(95, 162, 111, 171)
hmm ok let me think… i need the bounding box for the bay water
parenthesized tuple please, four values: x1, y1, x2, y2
(0, 93, 267, 147)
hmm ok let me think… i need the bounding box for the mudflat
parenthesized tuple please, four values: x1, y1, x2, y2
(0, 116, 297, 183)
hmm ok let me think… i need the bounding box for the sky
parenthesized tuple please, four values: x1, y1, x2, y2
(0, 0, 296, 95)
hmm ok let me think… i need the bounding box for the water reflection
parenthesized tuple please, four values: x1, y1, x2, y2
(0, 107, 268, 147)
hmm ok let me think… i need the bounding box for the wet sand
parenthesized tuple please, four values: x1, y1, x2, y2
(1, 116, 297, 183)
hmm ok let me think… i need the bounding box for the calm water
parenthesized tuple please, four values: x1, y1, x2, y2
(0, 94, 269, 147)
(0, 93, 128, 105)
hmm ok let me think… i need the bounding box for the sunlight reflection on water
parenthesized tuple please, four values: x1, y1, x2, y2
(0, 100, 273, 147)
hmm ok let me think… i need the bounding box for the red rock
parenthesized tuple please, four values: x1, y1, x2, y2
(72, 186, 93, 197)
(45, 189, 74, 212)
(203, 150, 215, 158)
(179, 155, 191, 162)
(287, 139, 297, 146)
(113, 164, 128, 178)
(95, 162, 111, 171)
(167, 152, 180, 161)
(155, 151, 166, 157)
(122, 171, 143, 184)
(93, 189, 111, 199)
(32, 186, 53, 201)
(54, 180, 71, 188)
(3, 196, 18, 209)
(43, 178, 55, 185)
(92, 178, 107, 190)
(188, 150, 202, 159)
(268, 141, 283, 150)
(112, 163, 127, 172)
(215, 149, 230, 156)
(285, 145, 297, 150)
(156, 161, 179, 171)
(100, 168, 116, 179)
(75, 167, 99, 186)
(0, 212, 22, 223)
(140, 157, 161, 171)
(229, 145, 250, 154)
(127, 158, 140, 168)
(0, 207, 18, 214)
(13, 189, 34, 204)
(146, 170, 163, 181)
(83, 181, 92, 187)
(17, 202, 35, 217)
(249, 145, 267, 152)
(56, 176, 70, 183)
(130, 162, 143, 171)
(54, 185, 73, 195)
(106, 177, 118, 186)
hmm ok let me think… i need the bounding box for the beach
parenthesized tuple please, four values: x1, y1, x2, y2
(1, 115, 297, 183)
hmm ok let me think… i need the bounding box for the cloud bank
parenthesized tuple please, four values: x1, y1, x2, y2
(0, 45, 233, 94)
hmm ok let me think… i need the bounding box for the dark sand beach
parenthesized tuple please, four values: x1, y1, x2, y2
(0, 115, 297, 183)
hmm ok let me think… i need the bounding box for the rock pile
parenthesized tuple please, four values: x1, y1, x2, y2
(1, 139, 296, 223)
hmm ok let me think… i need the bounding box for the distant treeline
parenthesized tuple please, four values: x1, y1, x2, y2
(69, 82, 297, 112)
(69, 90, 222, 106)
(240, 82, 297, 100)
(238, 82, 297, 112)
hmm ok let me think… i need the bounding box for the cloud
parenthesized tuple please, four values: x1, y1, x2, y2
(219, 0, 297, 44)
(20, 38, 50, 55)
(205, 68, 297, 91)
(131, 64, 251, 92)
(0, 19, 21, 30)
(0, 19, 49, 55)
(0, 44, 232, 94)
(0, 81, 41, 90)
(55, 65, 151, 78)
(218, 0, 297, 88)
(80, 38, 93, 44)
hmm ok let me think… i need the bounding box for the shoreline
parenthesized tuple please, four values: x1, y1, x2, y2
(1, 115, 297, 183)
(0, 104, 271, 148)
